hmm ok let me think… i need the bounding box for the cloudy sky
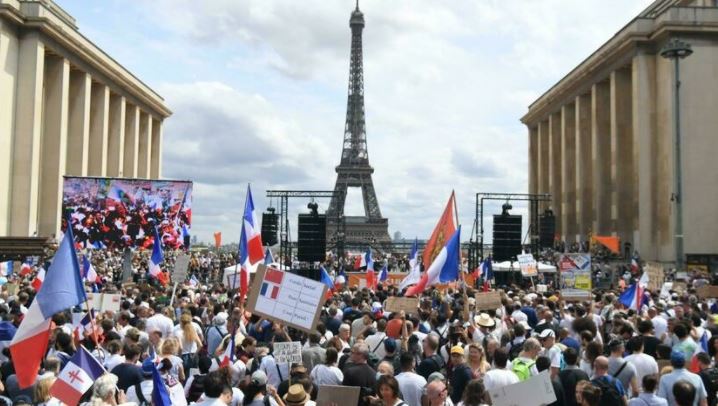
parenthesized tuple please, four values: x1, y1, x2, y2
(58, 0, 652, 245)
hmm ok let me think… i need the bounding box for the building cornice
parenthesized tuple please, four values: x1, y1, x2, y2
(0, 0, 171, 119)
(521, 4, 718, 127)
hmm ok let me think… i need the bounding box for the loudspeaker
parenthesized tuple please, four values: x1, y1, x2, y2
(261, 212, 278, 246)
(294, 268, 321, 282)
(492, 214, 522, 262)
(539, 213, 556, 249)
(297, 214, 326, 262)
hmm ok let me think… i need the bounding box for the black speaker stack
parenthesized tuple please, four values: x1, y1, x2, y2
(539, 212, 556, 249)
(297, 214, 326, 262)
(261, 211, 278, 246)
(492, 214, 522, 262)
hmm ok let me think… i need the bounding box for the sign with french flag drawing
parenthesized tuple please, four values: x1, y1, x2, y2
(247, 265, 327, 334)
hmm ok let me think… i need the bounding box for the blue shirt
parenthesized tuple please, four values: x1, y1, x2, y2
(521, 307, 539, 328)
(248, 320, 273, 343)
(657, 368, 707, 406)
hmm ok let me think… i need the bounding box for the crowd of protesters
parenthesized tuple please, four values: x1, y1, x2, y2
(0, 245, 715, 406)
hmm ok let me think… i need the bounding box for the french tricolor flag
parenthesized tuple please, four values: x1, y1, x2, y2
(31, 267, 45, 291)
(0, 261, 12, 277)
(399, 239, 421, 291)
(379, 264, 388, 283)
(219, 334, 235, 368)
(82, 255, 98, 284)
(49, 346, 105, 405)
(631, 256, 640, 274)
(149, 227, 168, 286)
(406, 226, 461, 297)
(364, 249, 376, 289)
(73, 310, 98, 344)
(19, 261, 32, 277)
(238, 185, 264, 299)
(619, 272, 649, 311)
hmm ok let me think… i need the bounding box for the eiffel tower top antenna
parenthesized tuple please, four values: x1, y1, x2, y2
(356, 0, 359, 11)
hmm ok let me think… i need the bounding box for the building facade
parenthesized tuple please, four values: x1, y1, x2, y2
(0, 0, 170, 238)
(522, 0, 718, 264)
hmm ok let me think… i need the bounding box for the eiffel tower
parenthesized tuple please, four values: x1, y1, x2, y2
(326, 1, 391, 248)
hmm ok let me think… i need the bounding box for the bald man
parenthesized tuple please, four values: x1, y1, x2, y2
(591, 356, 627, 405)
(425, 380, 452, 406)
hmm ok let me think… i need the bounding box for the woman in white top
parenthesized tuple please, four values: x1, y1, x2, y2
(373, 375, 406, 406)
(310, 348, 344, 386)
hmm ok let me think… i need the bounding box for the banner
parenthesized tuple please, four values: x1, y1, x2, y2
(246, 265, 326, 333)
(475, 291, 502, 310)
(62, 177, 192, 250)
(384, 297, 419, 315)
(558, 253, 592, 292)
(517, 253, 538, 277)
(644, 263, 665, 292)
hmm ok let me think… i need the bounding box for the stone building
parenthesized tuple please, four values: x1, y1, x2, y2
(522, 0, 718, 264)
(0, 0, 171, 238)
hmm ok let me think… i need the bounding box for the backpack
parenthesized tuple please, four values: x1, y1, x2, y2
(508, 342, 523, 361)
(590, 376, 623, 406)
(702, 367, 718, 397)
(510, 358, 535, 381)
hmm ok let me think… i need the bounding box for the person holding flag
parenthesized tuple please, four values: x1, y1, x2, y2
(406, 226, 461, 297)
(10, 221, 87, 388)
(379, 263, 388, 285)
(363, 248, 376, 290)
(149, 226, 169, 286)
(235, 184, 264, 301)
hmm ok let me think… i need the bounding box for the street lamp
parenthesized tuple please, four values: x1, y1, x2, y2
(660, 38, 693, 272)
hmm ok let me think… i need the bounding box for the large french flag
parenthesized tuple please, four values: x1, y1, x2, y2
(399, 239, 421, 291)
(238, 185, 264, 299)
(364, 249, 376, 290)
(82, 255, 98, 284)
(10, 225, 86, 388)
(619, 272, 649, 311)
(406, 226, 461, 297)
(49, 346, 105, 405)
(149, 227, 168, 286)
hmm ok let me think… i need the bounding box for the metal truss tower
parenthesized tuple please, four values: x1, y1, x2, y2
(326, 1, 391, 247)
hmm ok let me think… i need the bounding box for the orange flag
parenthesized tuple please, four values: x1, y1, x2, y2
(422, 192, 457, 268)
(213, 232, 222, 249)
(592, 235, 620, 254)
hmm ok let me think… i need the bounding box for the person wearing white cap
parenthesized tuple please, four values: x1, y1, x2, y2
(538, 329, 562, 379)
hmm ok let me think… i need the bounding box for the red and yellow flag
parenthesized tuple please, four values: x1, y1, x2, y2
(422, 192, 457, 268)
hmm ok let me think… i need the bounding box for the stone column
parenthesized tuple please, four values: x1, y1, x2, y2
(633, 52, 657, 259)
(67, 71, 91, 176)
(549, 112, 563, 237)
(610, 68, 635, 249)
(529, 126, 538, 196)
(123, 104, 139, 178)
(10, 33, 44, 236)
(591, 81, 611, 235)
(107, 94, 126, 177)
(561, 103, 577, 242)
(538, 120, 550, 211)
(150, 118, 162, 178)
(38, 55, 69, 237)
(88, 82, 109, 176)
(0, 20, 19, 235)
(137, 111, 152, 178)
(575, 93, 593, 240)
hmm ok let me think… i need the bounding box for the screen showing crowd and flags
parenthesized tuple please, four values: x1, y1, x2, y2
(62, 177, 192, 250)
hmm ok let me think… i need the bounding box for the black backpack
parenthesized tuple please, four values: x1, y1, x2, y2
(187, 374, 207, 403)
(508, 341, 523, 361)
(590, 376, 623, 406)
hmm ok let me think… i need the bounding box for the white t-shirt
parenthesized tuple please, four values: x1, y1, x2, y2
(652, 316, 668, 338)
(311, 364, 344, 386)
(541, 344, 562, 369)
(365, 332, 388, 359)
(146, 313, 174, 339)
(260, 355, 290, 387)
(483, 368, 520, 391)
(395, 371, 427, 406)
(625, 353, 659, 391)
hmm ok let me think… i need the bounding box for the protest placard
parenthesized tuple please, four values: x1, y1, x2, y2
(172, 253, 190, 284)
(475, 291, 502, 310)
(489, 371, 556, 406)
(86, 293, 121, 313)
(5, 283, 18, 296)
(517, 253, 538, 278)
(645, 263, 665, 292)
(384, 297, 419, 314)
(246, 264, 327, 334)
(558, 254, 592, 292)
(273, 341, 302, 364)
(672, 281, 687, 294)
(697, 285, 718, 299)
(316, 385, 361, 406)
(560, 289, 592, 302)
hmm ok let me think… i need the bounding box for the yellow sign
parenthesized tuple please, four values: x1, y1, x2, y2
(574, 275, 592, 290)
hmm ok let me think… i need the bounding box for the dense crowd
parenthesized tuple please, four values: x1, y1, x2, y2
(0, 248, 715, 406)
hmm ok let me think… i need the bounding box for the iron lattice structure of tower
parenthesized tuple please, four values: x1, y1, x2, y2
(326, 2, 391, 249)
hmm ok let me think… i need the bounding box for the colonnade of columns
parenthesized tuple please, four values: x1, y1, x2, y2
(0, 32, 163, 237)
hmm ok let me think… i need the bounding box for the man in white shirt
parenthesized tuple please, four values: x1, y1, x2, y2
(649, 307, 668, 338)
(395, 352, 427, 406)
(483, 348, 519, 391)
(624, 336, 658, 393)
(145, 306, 174, 340)
(259, 349, 290, 387)
(364, 319, 388, 359)
(538, 329, 561, 379)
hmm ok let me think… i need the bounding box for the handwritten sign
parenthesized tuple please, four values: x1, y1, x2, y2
(645, 263, 665, 292)
(86, 293, 122, 313)
(316, 385, 361, 406)
(273, 341, 302, 364)
(489, 371, 556, 406)
(246, 265, 327, 334)
(384, 297, 419, 315)
(517, 253, 538, 277)
(560, 289, 592, 302)
(475, 291, 502, 310)
(172, 253, 190, 284)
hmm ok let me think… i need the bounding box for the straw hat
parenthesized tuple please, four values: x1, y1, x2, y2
(475, 313, 495, 328)
(283, 384, 310, 405)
